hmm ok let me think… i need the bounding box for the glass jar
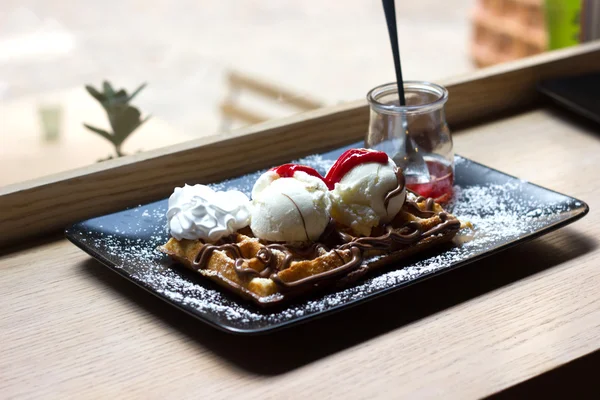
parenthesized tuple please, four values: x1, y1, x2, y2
(366, 81, 454, 202)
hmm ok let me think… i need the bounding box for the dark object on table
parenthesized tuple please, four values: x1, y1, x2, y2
(538, 73, 600, 125)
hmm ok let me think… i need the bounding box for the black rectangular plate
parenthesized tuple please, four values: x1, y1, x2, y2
(66, 143, 589, 334)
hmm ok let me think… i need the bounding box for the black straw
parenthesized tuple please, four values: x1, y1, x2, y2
(382, 0, 406, 106)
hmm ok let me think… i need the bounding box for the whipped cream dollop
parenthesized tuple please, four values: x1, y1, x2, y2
(167, 184, 251, 242)
(250, 170, 332, 242)
(330, 157, 406, 236)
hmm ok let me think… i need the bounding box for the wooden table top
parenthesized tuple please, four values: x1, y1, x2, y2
(2, 106, 599, 398)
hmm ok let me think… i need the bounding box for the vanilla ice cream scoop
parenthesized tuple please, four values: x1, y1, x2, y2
(327, 149, 406, 236)
(250, 165, 332, 242)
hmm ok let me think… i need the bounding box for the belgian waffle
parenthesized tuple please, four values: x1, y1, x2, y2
(160, 192, 461, 306)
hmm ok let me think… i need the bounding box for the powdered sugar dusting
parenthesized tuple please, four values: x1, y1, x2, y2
(67, 155, 583, 330)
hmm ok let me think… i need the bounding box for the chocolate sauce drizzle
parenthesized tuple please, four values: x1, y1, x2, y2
(189, 187, 460, 291)
(270, 246, 362, 289)
(338, 221, 422, 251)
(403, 195, 437, 218)
(193, 242, 242, 267)
(281, 193, 310, 242)
(383, 167, 406, 209)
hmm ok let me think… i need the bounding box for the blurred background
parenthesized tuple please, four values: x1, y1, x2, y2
(0, 0, 597, 187)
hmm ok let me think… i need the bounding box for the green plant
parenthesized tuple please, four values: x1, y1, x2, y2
(83, 81, 150, 158)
